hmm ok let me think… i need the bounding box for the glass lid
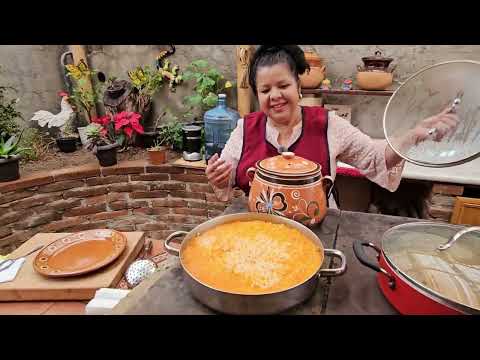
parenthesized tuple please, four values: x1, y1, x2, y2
(382, 222, 480, 313)
(383, 60, 480, 167)
(258, 152, 320, 176)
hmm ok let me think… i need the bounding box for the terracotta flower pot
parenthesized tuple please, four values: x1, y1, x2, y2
(247, 152, 334, 227)
(148, 147, 168, 165)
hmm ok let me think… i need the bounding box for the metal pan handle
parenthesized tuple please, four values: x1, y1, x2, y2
(164, 231, 188, 256)
(353, 241, 396, 289)
(318, 249, 347, 277)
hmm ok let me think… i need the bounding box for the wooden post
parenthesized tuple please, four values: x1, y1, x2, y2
(236, 45, 254, 118)
(68, 45, 97, 120)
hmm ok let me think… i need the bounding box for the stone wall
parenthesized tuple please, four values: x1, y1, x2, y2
(0, 160, 239, 255)
(0, 45, 66, 127)
(4, 45, 480, 139)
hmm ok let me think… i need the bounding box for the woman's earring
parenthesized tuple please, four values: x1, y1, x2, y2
(299, 91, 303, 99)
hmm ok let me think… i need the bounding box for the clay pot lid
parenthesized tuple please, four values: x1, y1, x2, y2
(361, 50, 393, 68)
(258, 152, 320, 176)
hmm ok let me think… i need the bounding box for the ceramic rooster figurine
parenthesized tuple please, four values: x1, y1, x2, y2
(30, 91, 75, 132)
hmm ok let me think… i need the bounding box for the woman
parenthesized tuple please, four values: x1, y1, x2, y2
(206, 45, 459, 202)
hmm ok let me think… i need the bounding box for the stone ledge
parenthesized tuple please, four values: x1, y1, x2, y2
(0, 160, 153, 193)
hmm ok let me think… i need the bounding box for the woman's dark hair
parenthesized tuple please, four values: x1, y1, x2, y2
(248, 45, 310, 95)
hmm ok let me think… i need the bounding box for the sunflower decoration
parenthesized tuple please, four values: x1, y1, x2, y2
(127, 67, 148, 89)
(65, 59, 92, 80)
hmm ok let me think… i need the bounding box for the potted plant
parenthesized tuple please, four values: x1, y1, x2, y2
(65, 60, 104, 146)
(85, 123, 119, 167)
(147, 138, 168, 165)
(182, 59, 233, 118)
(93, 111, 145, 151)
(157, 117, 184, 152)
(128, 60, 183, 147)
(0, 131, 30, 182)
(55, 109, 79, 153)
(0, 68, 22, 141)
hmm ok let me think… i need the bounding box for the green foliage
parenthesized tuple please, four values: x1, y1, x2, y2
(128, 65, 165, 99)
(182, 59, 234, 115)
(85, 123, 114, 150)
(158, 120, 183, 150)
(149, 138, 167, 151)
(0, 130, 30, 159)
(0, 70, 22, 138)
(65, 62, 104, 122)
(15, 127, 55, 162)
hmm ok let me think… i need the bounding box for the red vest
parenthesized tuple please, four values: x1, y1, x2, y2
(235, 106, 331, 194)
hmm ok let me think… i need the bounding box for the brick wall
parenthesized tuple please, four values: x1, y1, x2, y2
(425, 183, 464, 222)
(0, 160, 241, 255)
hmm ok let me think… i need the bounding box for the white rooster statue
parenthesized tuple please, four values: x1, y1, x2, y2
(30, 91, 75, 133)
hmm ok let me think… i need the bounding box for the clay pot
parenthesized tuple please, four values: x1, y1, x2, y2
(361, 50, 393, 72)
(300, 50, 326, 89)
(148, 147, 168, 165)
(356, 70, 393, 90)
(247, 152, 334, 227)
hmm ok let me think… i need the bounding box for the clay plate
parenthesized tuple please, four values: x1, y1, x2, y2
(33, 229, 127, 277)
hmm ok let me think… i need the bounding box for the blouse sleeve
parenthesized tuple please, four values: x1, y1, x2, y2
(209, 118, 244, 201)
(330, 113, 405, 192)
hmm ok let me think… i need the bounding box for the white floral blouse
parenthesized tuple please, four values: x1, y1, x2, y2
(211, 111, 405, 201)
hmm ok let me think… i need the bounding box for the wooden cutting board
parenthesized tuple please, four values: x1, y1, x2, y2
(0, 232, 145, 301)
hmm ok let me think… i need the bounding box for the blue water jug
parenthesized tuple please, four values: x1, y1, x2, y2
(204, 93, 240, 161)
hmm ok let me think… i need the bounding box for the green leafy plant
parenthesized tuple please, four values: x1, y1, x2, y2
(182, 59, 233, 116)
(85, 123, 115, 151)
(0, 131, 30, 159)
(65, 61, 104, 123)
(0, 70, 23, 139)
(127, 62, 183, 126)
(59, 117, 78, 138)
(158, 120, 183, 150)
(149, 138, 167, 151)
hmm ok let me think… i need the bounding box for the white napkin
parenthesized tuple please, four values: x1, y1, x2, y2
(85, 288, 131, 315)
(0, 258, 25, 284)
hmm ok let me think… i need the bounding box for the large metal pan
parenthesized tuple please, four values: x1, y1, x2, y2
(164, 212, 346, 315)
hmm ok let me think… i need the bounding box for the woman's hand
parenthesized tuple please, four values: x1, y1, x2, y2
(412, 106, 460, 144)
(386, 107, 460, 168)
(205, 153, 233, 189)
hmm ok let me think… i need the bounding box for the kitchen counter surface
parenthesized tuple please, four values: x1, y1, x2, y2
(112, 197, 420, 315)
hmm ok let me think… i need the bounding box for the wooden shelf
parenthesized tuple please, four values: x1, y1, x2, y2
(302, 88, 395, 96)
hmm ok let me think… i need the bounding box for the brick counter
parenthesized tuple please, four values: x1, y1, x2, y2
(0, 160, 240, 255)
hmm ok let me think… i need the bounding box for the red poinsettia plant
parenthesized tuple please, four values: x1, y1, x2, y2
(91, 111, 144, 148)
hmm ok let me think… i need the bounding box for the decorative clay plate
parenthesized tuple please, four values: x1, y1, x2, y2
(33, 229, 127, 277)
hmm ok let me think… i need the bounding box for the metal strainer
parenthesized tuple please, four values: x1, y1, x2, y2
(125, 240, 157, 288)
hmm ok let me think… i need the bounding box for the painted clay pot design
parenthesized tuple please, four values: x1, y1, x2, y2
(247, 152, 334, 227)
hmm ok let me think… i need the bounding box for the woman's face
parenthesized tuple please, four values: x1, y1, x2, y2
(255, 63, 300, 125)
